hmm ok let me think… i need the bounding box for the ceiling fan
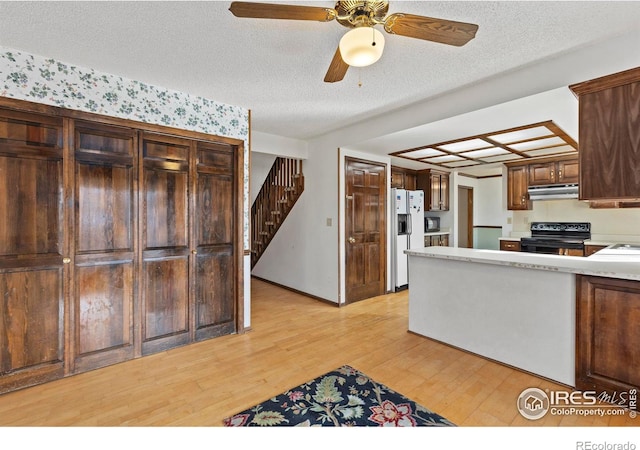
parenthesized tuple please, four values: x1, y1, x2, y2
(229, 1, 479, 83)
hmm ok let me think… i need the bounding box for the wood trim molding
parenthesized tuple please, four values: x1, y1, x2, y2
(252, 276, 339, 307)
(569, 66, 640, 97)
(0, 96, 244, 147)
(458, 173, 502, 179)
(504, 153, 578, 168)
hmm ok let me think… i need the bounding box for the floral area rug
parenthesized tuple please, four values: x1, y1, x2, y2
(223, 365, 455, 427)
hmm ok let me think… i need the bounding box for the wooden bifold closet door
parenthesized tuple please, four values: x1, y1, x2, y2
(0, 103, 242, 394)
(0, 110, 66, 391)
(72, 122, 137, 372)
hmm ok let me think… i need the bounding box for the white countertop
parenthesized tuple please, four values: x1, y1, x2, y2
(405, 246, 640, 281)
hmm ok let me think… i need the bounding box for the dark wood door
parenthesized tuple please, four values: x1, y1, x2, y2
(345, 158, 386, 303)
(140, 133, 191, 355)
(193, 142, 237, 341)
(72, 122, 137, 372)
(0, 110, 66, 392)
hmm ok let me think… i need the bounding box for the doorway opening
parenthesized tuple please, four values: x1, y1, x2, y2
(458, 186, 474, 248)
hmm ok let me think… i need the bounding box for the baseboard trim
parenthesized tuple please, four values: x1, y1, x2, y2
(251, 276, 339, 307)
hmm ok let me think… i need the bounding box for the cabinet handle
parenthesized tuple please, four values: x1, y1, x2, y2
(558, 170, 562, 179)
(191, 250, 198, 255)
(63, 257, 71, 264)
(550, 170, 554, 178)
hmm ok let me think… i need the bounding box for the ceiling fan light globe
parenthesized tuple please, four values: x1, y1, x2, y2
(339, 27, 385, 67)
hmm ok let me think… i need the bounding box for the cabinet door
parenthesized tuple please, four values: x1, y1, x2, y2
(577, 276, 640, 402)
(584, 245, 607, 256)
(391, 169, 404, 188)
(416, 172, 431, 209)
(193, 142, 237, 341)
(0, 111, 65, 393)
(578, 80, 640, 200)
(557, 159, 579, 184)
(500, 240, 521, 252)
(430, 174, 441, 211)
(507, 166, 532, 210)
(439, 173, 450, 211)
(141, 134, 191, 355)
(73, 123, 136, 372)
(528, 162, 556, 185)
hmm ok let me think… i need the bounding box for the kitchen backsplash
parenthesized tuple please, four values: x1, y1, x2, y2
(512, 199, 640, 240)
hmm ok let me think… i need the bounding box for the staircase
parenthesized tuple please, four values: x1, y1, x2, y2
(251, 157, 304, 268)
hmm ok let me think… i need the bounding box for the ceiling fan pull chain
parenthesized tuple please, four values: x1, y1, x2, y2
(358, 68, 362, 88)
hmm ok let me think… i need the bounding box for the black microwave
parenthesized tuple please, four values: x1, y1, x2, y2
(425, 217, 440, 232)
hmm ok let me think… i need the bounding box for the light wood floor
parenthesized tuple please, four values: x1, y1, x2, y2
(0, 278, 636, 427)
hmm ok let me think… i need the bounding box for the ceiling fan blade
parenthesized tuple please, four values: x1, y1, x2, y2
(384, 13, 478, 46)
(324, 46, 349, 83)
(229, 2, 336, 21)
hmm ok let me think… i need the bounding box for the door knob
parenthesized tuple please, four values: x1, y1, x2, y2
(63, 257, 71, 264)
(348, 237, 356, 244)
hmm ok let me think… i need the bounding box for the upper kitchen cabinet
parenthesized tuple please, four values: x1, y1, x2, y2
(570, 67, 640, 201)
(417, 169, 449, 211)
(528, 157, 579, 186)
(506, 164, 532, 210)
(391, 166, 416, 190)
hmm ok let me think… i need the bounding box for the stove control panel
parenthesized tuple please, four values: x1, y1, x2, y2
(531, 222, 591, 233)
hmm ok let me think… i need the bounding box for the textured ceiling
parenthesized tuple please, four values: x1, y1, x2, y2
(1, 1, 640, 146)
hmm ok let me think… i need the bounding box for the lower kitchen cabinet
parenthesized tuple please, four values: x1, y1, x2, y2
(576, 275, 640, 403)
(0, 101, 243, 394)
(499, 240, 521, 252)
(584, 245, 608, 256)
(424, 234, 449, 247)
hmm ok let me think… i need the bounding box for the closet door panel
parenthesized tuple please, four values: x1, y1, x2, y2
(193, 143, 236, 341)
(195, 250, 235, 338)
(76, 163, 132, 252)
(144, 169, 188, 249)
(0, 110, 65, 393)
(141, 135, 191, 355)
(75, 262, 133, 355)
(73, 123, 136, 372)
(143, 257, 189, 341)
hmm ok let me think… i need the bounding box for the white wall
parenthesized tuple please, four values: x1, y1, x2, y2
(252, 131, 308, 158)
(475, 177, 506, 227)
(250, 152, 277, 205)
(251, 141, 340, 302)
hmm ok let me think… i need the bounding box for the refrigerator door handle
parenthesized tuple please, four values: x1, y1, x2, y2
(407, 213, 412, 235)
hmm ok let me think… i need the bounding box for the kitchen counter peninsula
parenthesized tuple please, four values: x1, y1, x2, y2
(404, 246, 640, 387)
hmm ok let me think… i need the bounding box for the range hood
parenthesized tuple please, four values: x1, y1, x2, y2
(528, 183, 579, 201)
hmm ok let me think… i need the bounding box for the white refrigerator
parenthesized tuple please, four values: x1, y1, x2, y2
(391, 188, 425, 291)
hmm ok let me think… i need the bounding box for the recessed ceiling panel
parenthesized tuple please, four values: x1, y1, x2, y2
(424, 155, 465, 163)
(401, 148, 444, 159)
(438, 138, 490, 153)
(460, 147, 508, 158)
(489, 126, 551, 144)
(389, 121, 577, 170)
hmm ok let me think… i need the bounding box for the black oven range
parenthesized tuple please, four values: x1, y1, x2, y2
(520, 222, 591, 256)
